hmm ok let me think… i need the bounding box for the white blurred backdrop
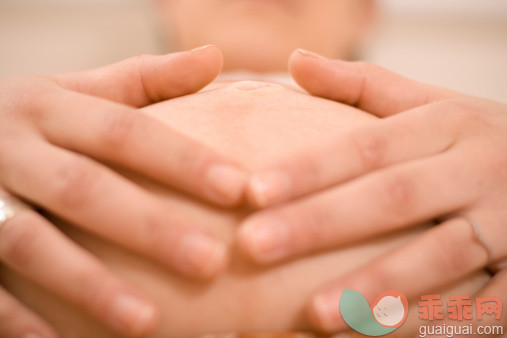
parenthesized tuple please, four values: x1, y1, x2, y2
(0, 0, 506, 102)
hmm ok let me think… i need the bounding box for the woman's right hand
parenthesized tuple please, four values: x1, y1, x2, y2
(0, 45, 246, 338)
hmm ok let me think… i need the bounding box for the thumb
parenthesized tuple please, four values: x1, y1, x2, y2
(289, 49, 459, 117)
(50, 45, 223, 107)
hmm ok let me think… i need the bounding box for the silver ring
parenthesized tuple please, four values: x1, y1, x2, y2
(457, 215, 494, 263)
(0, 192, 32, 228)
(435, 214, 494, 264)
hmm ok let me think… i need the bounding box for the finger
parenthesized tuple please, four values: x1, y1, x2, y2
(0, 209, 158, 337)
(307, 218, 489, 332)
(289, 49, 459, 117)
(465, 268, 506, 335)
(0, 283, 58, 338)
(50, 45, 223, 107)
(426, 268, 507, 338)
(0, 139, 228, 278)
(31, 86, 246, 206)
(239, 150, 476, 264)
(247, 101, 460, 207)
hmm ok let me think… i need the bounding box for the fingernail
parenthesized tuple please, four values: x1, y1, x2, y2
(110, 294, 156, 335)
(312, 293, 342, 331)
(297, 48, 325, 59)
(191, 44, 213, 52)
(240, 216, 289, 263)
(249, 171, 290, 207)
(206, 164, 246, 204)
(179, 233, 227, 278)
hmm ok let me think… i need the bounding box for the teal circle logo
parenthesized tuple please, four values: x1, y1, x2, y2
(340, 289, 409, 336)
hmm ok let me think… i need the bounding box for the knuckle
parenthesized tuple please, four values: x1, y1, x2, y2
(445, 98, 490, 129)
(355, 61, 382, 84)
(131, 54, 152, 70)
(292, 203, 334, 251)
(0, 213, 41, 268)
(380, 172, 417, 217)
(122, 54, 156, 102)
(0, 76, 54, 121)
(459, 109, 483, 127)
(100, 110, 140, 150)
(0, 129, 23, 169)
(54, 156, 102, 209)
(133, 54, 152, 75)
(355, 61, 378, 74)
(282, 155, 324, 194)
(351, 128, 387, 171)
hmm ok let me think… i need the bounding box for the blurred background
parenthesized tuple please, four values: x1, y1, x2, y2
(0, 0, 506, 102)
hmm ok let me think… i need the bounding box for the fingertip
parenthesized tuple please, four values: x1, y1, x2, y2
(205, 163, 248, 207)
(25, 325, 61, 338)
(237, 214, 290, 264)
(44, 322, 62, 338)
(3, 319, 61, 338)
(190, 44, 223, 59)
(190, 44, 215, 52)
(287, 48, 304, 69)
(288, 49, 339, 93)
(307, 296, 328, 332)
(289, 48, 326, 63)
(176, 233, 230, 280)
(131, 305, 159, 338)
(194, 240, 230, 280)
(152, 45, 224, 99)
(288, 49, 314, 80)
(246, 171, 291, 208)
(187, 44, 224, 78)
(143, 306, 161, 336)
(108, 293, 159, 337)
(296, 48, 326, 59)
(245, 179, 267, 208)
(307, 292, 344, 334)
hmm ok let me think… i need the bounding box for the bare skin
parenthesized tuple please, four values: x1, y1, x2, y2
(155, 0, 374, 71)
(0, 81, 489, 337)
(0, 46, 249, 338)
(0, 1, 376, 334)
(240, 51, 507, 333)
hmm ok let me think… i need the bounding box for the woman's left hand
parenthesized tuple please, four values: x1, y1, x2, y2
(237, 50, 507, 332)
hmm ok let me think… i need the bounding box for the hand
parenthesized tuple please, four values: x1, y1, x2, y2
(0, 45, 246, 338)
(237, 49, 507, 332)
(424, 259, 506, 338)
